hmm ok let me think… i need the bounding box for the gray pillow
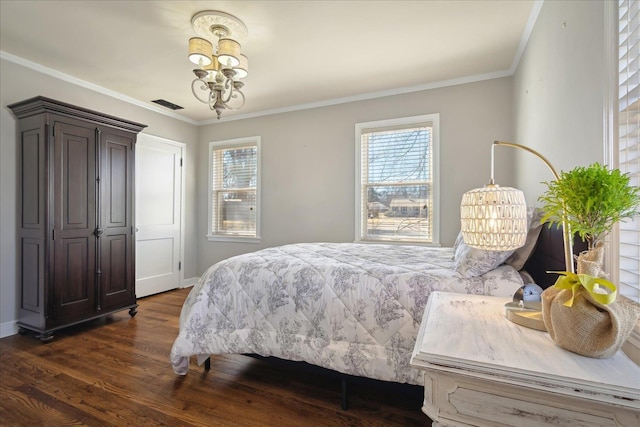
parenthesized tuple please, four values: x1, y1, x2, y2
(504, 207, 544, 270)
(453, 207, 544, 278)
(454, 242, 514, 278)
(452, 231, 465, 260)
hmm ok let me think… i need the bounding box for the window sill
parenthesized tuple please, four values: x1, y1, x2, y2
(354, 238, 441, 247)
(207, 235, 261, 244)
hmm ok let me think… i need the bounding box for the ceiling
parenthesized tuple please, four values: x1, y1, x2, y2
(0, 1, 537, 124)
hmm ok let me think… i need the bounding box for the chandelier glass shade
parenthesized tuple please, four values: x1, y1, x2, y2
(188, 11, 248, 119)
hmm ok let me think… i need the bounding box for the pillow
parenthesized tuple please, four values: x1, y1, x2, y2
(504, 207, 544, 270)
(452, 231, 465, 260)
(452, 208, 545, 277)
(454, 242, 514, 278)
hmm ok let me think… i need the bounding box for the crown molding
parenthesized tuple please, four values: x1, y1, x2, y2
(1, 50, 198, 126)
(207, 69, 513, 125)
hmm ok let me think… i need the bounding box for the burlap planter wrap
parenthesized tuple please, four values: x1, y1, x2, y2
(542, 286, 640, 358)
(576, 242, 606, 278)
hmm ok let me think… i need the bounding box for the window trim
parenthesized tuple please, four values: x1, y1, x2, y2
(610, 0, 640, 303)
(604, 0, 618, 283)
(207, 136, 261, 243)
(354, 114, 440, 245)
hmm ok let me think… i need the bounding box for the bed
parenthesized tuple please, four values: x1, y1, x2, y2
(169, 209, 570, 386)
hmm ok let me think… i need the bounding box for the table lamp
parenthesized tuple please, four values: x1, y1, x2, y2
(460, 141, 574, 330)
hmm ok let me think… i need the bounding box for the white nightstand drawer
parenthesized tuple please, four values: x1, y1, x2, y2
(423, 372, 639, 427)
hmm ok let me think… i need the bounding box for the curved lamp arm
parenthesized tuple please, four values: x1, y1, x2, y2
(492, 141, 574, 273)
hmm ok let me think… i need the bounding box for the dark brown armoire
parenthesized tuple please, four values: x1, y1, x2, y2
(8, 96, 147, 342)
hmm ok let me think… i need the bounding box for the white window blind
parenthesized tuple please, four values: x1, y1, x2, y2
(208, 137, 260, 241)
(618, 0, 640, 302)
(355, 115, 439, 243)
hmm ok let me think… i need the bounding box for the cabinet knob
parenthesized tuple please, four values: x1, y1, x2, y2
(94, 228, 104, 237)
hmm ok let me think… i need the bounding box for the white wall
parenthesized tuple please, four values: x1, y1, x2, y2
(196, 77, 515, 274)
(513, 0, 605, 204)
(0, 57, 199, 336)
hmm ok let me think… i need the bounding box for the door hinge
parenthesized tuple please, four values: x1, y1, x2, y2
(180, 158, 183, 167)
(178, 261, 182, 271)
(52, 230, 54, 240)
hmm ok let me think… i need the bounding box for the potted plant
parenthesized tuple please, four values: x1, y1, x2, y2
(537, 162, 640, 358)
(538, 162, 640, 276)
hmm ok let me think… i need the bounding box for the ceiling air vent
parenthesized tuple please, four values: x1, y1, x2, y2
(151, 99, 184, 110)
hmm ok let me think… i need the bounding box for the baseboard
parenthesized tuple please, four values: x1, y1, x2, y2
(180, 277, 199, 288)
(0, 320, 19, 338)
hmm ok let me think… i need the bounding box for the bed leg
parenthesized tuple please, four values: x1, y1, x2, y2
(204, 357, 211, 371)
(341, 377, 348, 410)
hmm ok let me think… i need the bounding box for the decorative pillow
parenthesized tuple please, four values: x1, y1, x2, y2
(504, 207, 544, 270)
(452, 208, 546, 277)
(454, 242, 514, 278)
(452, 231, 465, 260)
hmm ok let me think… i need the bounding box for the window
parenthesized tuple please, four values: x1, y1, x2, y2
(616, 0, 639, 302)
(208, 137, 261, 242)
(355, 115, 439, 244)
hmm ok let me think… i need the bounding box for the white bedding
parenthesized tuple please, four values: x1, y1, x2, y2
(170, 242, 523, 385)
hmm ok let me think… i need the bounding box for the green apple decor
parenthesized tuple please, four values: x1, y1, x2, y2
(538, 163, 640, 358)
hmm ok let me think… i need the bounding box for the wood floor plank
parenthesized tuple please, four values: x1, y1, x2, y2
(0, 288, 430, 426)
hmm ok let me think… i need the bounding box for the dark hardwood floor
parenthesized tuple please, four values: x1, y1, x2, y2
(0, 288, 431, 426)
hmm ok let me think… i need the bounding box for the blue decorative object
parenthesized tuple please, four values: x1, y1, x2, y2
(513, 283, 544, 303)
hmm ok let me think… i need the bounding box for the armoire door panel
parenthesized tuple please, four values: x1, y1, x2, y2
(56, 123, 95, 231)
(54, 122, 96, 230)
(101, 234, 133, 309)
(64, 135, 90, 228)
(103, 234, 126, 293)
(60, 238, 90, 303)
(21, 239, 42, 312)
(102, 133, 133, 229)
(53, 121, 97, 323)
(21, 128, 43, 229)
(54, 236, 95, 321)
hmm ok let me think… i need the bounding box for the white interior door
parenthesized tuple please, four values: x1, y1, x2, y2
(135, 134, 184, 298)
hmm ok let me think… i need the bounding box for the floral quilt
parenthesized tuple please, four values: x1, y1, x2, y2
(170, 243, 522, 385)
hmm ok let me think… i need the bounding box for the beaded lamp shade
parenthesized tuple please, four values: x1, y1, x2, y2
(460, 184, 528, 251)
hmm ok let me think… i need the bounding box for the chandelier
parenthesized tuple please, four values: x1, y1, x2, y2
(188, 10, 248, 119)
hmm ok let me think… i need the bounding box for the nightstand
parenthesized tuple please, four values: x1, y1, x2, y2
(410, 292, 640, 427)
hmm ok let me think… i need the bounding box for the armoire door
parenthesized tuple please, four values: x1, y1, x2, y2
(52, 121, 97, 324)
(99, 129, 136, 312)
